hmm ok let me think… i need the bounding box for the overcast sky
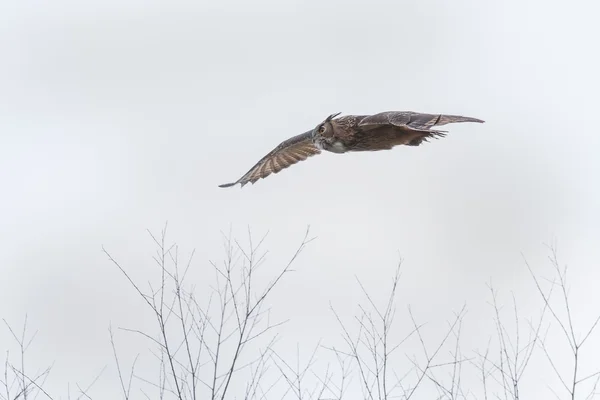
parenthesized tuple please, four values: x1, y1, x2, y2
(1, 0, 600, 398)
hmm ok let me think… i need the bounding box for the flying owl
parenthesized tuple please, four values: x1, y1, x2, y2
(219, 110, 484, 188)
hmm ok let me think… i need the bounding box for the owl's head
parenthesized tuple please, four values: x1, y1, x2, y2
(312, 112, 341, 139)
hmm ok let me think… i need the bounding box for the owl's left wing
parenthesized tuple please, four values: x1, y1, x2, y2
(218, 130, 321, 188)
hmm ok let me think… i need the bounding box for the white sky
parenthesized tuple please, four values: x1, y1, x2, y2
(1, 0, 600, 399)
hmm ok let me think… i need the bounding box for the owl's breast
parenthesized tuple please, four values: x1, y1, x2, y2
(314, 137, 348, 154)
(327, 141, 348, 153)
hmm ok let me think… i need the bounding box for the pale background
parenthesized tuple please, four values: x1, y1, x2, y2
(1, 0, 600, 398)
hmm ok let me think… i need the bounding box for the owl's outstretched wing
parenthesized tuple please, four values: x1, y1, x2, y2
(219, 130, 320, 188)
(351, 111, 484, 150)
(359, 111, 484, 131)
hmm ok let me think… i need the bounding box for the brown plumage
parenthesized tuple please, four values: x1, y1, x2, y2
(219, 110, 484, 188)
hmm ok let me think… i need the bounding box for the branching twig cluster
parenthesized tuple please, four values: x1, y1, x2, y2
(470, 281, 545, 400)
(525, 243, 600, 400)
(103, 224, 314, 400)
(469, 242, 600, 400)
(324, 261, 469, 400)
(1, 315, 52, 400)
(1, 316, 103, 400)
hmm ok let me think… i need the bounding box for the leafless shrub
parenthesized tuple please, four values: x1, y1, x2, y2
(469, 241, 600, 400)
(103, 224, 314, 400)
(1, 316, 103, 400)
(469, 280, 546, 400)
(320, 261, 469, 400)
(1, 315, 53, 400)
(524, 243, 600, 400)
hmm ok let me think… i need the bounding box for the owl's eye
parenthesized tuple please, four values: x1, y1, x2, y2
(318, 125, 326, 133)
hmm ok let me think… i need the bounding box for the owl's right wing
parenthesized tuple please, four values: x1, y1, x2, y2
(349, 111, 484, 150)
(218, 131, 321, 188)
(358, 111, 484, 131)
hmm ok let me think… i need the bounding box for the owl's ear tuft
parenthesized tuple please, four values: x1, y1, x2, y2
(325, 112, 342, 122)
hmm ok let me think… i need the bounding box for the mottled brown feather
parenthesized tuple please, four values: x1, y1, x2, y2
(358, 111, 483, 131)
(218, 130, 320, 188)
(344, 126, 444, 151)
(343, 111, 482, 151)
